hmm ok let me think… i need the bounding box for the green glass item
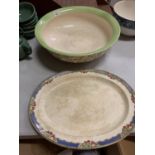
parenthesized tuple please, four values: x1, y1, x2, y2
(19, 36, 32, 60)
(21, 14, 38, 25)
(19, 37, 23, 44)
(23, 29, 35, 39)
(22, 25, 35, 31)
(21, 17, 38, 31)
(19, 2, 36, 24)
(19, 2, 38, 39)
(20, 14, 38, 27)
(19, 27, 24, 36)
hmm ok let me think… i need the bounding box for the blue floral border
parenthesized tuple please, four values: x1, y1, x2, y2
(29, 70, 135, 149)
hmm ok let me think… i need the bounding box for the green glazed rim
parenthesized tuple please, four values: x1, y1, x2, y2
(35, 6, 120, 57)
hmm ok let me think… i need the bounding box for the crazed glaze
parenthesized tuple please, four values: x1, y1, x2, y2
(42, 12, 113, 54)
(34, 72, 134, 143)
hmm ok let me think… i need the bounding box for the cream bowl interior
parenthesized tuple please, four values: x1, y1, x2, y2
(42, 12, 113, 54)
(114, 0, 135, 21)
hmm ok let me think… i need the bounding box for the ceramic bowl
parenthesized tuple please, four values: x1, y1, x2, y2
(35, 6, 120, 63)
(19, 2, 36, 24)
(113, 0, 135, 36)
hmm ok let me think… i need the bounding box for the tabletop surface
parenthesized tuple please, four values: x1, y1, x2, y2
(19, 36, 135, 137)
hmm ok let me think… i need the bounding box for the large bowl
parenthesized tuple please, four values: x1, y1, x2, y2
(35, 6, 120, 63)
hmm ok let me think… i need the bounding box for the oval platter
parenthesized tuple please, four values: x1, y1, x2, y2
(29, 70, 135, 150)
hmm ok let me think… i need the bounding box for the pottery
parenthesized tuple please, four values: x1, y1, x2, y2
(113, 0, 135, 36)
(29, 70, 135, 149)
(19, 2, 36, 24)
(35, 6, 120, 63)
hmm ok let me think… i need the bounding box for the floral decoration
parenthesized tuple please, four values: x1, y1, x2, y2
(29, 98, 36, 112)
(42, 78, 53, 86)
(78, 140, 100, 149)
(131, 94, 135, 103)
(44, 131, 57, 142)
(106, 72, 115, 79)
(121, 123, 134, 138)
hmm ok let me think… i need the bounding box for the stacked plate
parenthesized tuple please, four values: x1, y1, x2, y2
(19, 2, 38, 39)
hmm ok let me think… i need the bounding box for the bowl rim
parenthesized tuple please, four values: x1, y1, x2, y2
(35, 6, 120, 57)
(113, 0, 135, 22)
